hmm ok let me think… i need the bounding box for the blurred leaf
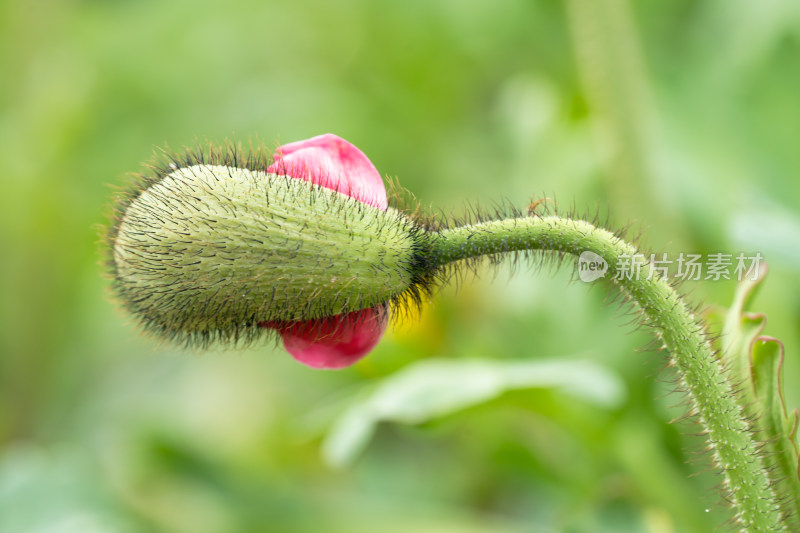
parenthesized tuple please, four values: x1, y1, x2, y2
(323, 357, 625, 468)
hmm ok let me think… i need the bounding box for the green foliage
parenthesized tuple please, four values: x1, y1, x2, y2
(2, 0, 799, 531)
(323, 358, 624, 467)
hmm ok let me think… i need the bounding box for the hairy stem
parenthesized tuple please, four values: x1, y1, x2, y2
(430, 216, 783, 532)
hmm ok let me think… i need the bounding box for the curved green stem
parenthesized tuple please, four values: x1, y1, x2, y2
(430, 216, 783, 532)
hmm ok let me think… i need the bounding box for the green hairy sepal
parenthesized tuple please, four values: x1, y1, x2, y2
(110, 164, 429, 345)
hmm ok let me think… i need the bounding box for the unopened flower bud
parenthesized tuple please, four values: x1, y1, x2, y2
(109, 157, 429, 346)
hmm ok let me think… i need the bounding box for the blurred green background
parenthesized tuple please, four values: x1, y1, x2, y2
(2, 0, 800, 531)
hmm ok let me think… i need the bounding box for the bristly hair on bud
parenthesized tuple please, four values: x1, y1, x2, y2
(104, 140, 437, 348)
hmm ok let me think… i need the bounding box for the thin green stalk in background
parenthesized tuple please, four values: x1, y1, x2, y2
(565, 0, 659, 223)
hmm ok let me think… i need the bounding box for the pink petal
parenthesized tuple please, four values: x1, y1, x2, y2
(267, 133, 388, 210)
(261, 134, 391, 369)
(267, 307, 388, 369)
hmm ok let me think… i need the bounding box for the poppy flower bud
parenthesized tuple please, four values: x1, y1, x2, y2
(109, 152, 429, 347)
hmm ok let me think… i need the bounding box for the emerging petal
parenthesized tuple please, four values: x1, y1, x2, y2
(271, 307, 388, 370)
(267, 133, 388, 210)
(262, 134, 391, 368)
